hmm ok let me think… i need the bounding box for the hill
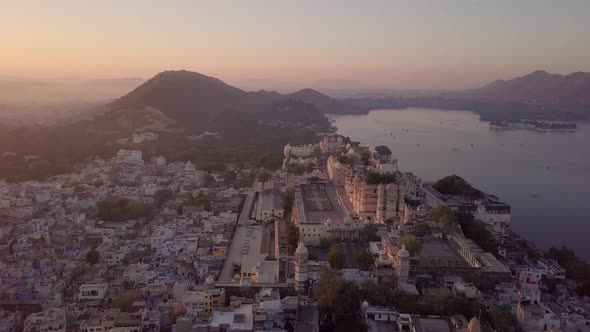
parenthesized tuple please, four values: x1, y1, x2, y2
(321, 70, 590, 120)
(468, 70, 590, 105)
(285, 88, 331, 106)
(108, 70, 332, 131)
(0, 70, 332, 182)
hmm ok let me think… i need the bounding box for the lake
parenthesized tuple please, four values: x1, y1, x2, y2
(330, 108, 590, 260)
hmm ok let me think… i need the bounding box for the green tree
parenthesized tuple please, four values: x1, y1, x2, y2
(112, 289, 142, 310)
(433, 175, 483, 199)
(282, 187, 295, 214)
(355, 250, 376, 271)
(86, 249, 100, 265)
(360, 278, 393, 306)
(359, 224, 380, 243)
(257, 171, 271, 182)
(546, 246, 590, 296)
(222, 170, 237, 184)
(313, 269, 361, 318)
(154, 188, 174, 209)
(97, 198, 154, 222)
(237, 171, 256, 188)
(431, 206, 458, 231)
(361, 152, 371, 166)
(318, 238, 333, 250)
(202, 174, 216, 187)
(328, 243, 345, 269)
(193, 192, 211, 211)
(411, 223, 431, 238)
(365, 171, 397, 185)
(286, 223, 299, 253)
(397, 235, 422, 256)
(337, 155, 350, 164)
(445, 298, 482, 317)
(488, 309, 518, 332)
(457, 212, 498, 254)
(374, 145, 392, 156)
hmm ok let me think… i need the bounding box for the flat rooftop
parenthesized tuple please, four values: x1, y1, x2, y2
(210, 304, 253, 331)
(413, 317, 453, 332)
(238, 190, 256, 225)
(419, 239, 462, 260)
(297, 182, 349, 224)
(219, 225, 267, 282)
(423, 184, 510, 211)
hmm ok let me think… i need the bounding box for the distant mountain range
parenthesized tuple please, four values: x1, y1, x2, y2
(103, 69, 590, 131)
(108, 70, 333, 131)
(466, 70, 590, 105)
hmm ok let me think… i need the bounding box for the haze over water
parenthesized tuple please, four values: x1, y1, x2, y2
(331, 108, 590, 259)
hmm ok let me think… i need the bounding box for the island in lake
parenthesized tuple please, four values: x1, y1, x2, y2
(489, 119, 577, 131)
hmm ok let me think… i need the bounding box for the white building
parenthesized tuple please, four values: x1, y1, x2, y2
(79, 283, 109, 300)
(155, 155, 167, 166)
(295, 242, 308, 293)
(326, 155, 345, 187)
(210, 304, 254, 331)
(24, 308, 66, 332)
(423, 184, 511, 234)
(115, 149, 143, 164)
(103, 251, 126, 267)
(132, 132, 158, 144)
(284, 144, 317, 158)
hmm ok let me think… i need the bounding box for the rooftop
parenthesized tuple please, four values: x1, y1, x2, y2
(210, 304, 254, 330)
(220, 225, 267, 282)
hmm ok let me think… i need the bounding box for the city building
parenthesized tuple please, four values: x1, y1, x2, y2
(23, 308, 66, 332)
(423, 184, 511, 234)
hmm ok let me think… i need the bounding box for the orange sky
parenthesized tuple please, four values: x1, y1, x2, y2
(2, 1, 590, 89)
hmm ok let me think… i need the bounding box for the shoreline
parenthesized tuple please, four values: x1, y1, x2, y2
(327, 112, 588, 263)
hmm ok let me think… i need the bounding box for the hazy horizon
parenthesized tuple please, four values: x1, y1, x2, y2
(3, 1, 590, 90)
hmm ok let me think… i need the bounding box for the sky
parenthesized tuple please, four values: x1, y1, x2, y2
(2, 0, 590, 90)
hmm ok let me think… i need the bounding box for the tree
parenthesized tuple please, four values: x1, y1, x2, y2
(202, 174, 216, 187)
(365, 171, 397, 185)
(397, 235, 422, 256)
(355, 250, 376, 271)
(318, 238, 333, 250)
(282, 187, 295, 214)
(457, 212, 498, 254)
(411, 223, 430, 238)
(337, 155, 350, 164)
(287, 223, 299, 253)
(360, 224, 380, 243)
(86, 249, 100, 265)
(431, 206, 458, 232)
(154, 188, 174, 209)
(192, 191, 211, 211)
(361, 152, 371, 166)
(257, 153, 283, 170)
(374, 145, 392, 156)
(546, 246, 590, 296)
(257, 171, 271, 182)
(222, 170, 237, 184)
(112, 289, 142, 310)
(445, 298, 482, 317)
(313, 269, 361, 318)
(237, 171, 256, 188)
(360, 278, 392, 306)
(433, 175, 484, 199)
(97, 198, 154, 221)
(488, 309, 518, 332)
(328, 244, 345, 269)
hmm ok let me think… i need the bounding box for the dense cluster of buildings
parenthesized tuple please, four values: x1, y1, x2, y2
(0, 129, 588, 332)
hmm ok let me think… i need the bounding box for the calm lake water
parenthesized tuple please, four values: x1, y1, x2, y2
(330, 108, 590, 259)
